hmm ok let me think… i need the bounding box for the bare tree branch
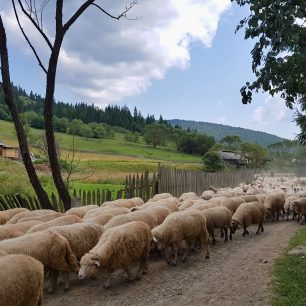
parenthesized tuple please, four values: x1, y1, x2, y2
(12, 0, 47, 74)
(15, 0, 53, 50)
(91, 1, 139, 20)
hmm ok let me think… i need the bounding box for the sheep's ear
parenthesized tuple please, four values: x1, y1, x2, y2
(152, 237, 157, 243)
(94, 260, 100, 267)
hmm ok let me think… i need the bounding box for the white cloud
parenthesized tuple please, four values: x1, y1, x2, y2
(252, 95, 292, 124)
(1, 0, 231, 104)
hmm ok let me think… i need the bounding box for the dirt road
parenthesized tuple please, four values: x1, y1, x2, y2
(43, 221, 301, 306)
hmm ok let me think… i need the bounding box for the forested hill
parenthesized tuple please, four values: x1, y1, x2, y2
(168, 119, 284, 146)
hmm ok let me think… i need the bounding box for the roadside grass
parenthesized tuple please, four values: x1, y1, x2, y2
(272, 227, 306, 306)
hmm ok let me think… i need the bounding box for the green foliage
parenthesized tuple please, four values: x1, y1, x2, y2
(239, 142, 268, 168)
(144, 124, 169, 148)
(177, 133, 216, 155)
(124, 131, 139, 143)
(220, 135, 241, 151)
(272, 228, 306, 306)
(233, 0, 306, 143)
(202, 151, 225, 172)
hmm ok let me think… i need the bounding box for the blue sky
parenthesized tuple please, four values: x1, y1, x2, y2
(1, 1, 299, 139)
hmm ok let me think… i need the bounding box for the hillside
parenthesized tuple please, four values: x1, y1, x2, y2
(169, 119, 284, 146)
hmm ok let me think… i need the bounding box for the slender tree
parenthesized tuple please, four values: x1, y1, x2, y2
(0, 16, 53, 209)
(6, 0, 137, 210)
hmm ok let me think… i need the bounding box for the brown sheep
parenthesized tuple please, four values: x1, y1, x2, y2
(179, 192, 198, 202)
(102, 198, 143, 209)
(6, 209, 56, 224)
(191, 201, 219, 212)
(0, 220, 43, 240)
(152, 209, 210, 265)
(104, 209, 158, 230)
(232, 201, 266, 236)
(241, 195, 259, 203)
(0, 254, 44, 306)
(201, 190, 215, 200)
(17, 212, 63, 224)
(133, 197, 179, 212)
(264, 194, 285, 221)
(149, 193, 173, 202)
(82, 207, 130, 222)
(65, 205, 98, 219)
(27, 215, 82, 233)
(78, 221, 152, 288)
(179, 199, 194, 210)
(220, 197, 245, 214)
(50, 223, 104, 260)
(292, 198, 306, 223)
(0, 229, 79, 293)
(137, 206, 171, 225)
(0, 207, 28, 225)
(201, 206, 232, 244)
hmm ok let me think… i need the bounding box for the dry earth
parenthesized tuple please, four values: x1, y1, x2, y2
(43, 221, 301, 306)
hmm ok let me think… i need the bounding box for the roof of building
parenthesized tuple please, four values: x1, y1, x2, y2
(219, 150, 242, 161)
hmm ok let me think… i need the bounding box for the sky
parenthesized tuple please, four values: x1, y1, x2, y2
(0, 1, 300, 139)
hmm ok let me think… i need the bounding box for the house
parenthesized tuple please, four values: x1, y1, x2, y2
(0, 142, 21, 159)
(219, 150, 248, 168)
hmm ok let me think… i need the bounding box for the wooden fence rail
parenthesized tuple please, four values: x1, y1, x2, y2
(158, 166, 255, 197)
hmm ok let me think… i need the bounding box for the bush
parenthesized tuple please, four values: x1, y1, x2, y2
(202, 151, 225, 172)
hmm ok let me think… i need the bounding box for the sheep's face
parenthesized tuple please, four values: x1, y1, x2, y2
(153, 237, 166, 251)
(231, 220, 240, 233)
(78, 255, 101, 280)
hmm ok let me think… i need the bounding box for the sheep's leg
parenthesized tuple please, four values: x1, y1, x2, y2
(48, 269, 59, 294)
(136, 256, 149, 280)
(166, 246, 173, 265)
(242, 227, 249, 236)
(276, 210, 280, 221)
(63, 272, 70, 292)
(181, 241, 190, 262)
(103, 270, 112, 289)
(123, 267, 133, 282)
(171, 245, 179, 266)
(220, 228, 224, 238)
(224, 227, 228, 242)
(210, 229, 216, 245)
(261, 224, 264, 232)
(229, 226, 233, 240)
(205, 239, 210, 259)
(256, 223, 261, 235)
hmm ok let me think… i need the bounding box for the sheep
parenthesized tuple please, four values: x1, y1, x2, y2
(241, 195, 259, 203)
(264, 194, 285, 221)
(0, 254, 44, 306)
(201, 190, 215, 200)
(78, 221, 152, 289)
(65, 205, 98, 218)
(152, 209, 210, 265)
(6, 209, 56, 224)
(291, 198, 306, 223)
(104, 209, 158, 230)
(231, 201, 266, 236)
(0, 229, 79, 293)
(148, 193, 173, 202)
(220, 197, 246, 214)
(0, 207, 28, 225)
(102, 198, 143, 209)
(132, 197, 179, 213)
(27, 215, 82, 234)
(201, 206, 232, 244)
(179, 192, 198, 202)
(138, 206, 171, 225)
(50, 223, 104, 260)
(191, 201, 219, 212)
(179, 199, 194, 210)
(0, 220, 43, 241)
(17, 212, 63, 224)
(82, 207, 130, 222)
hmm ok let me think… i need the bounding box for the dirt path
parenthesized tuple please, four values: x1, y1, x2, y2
(43, 221, 301, 306)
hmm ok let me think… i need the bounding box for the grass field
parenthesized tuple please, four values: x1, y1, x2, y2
(272, 228, 306, 306)
(0, 120, 202, 195)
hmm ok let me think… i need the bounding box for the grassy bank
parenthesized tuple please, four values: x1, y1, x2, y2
(272, 228, 306, 306)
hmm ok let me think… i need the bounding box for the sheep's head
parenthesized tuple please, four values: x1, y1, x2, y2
(78, 253, 103, 280)
(231, 220, 240, 233)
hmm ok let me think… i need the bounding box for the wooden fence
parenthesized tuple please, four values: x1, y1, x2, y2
(0, 170, 158, 211)
(158, 166, 255, 197)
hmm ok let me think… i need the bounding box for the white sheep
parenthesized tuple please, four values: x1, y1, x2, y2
(78, 221, 152, 288)
(0, 207, 28, 225)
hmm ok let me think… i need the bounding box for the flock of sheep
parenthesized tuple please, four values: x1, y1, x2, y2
(1, 175, 306, 306)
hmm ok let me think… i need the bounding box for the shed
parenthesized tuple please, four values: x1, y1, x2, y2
(0, 142, 21, 159)
(219, 150, 248, 168)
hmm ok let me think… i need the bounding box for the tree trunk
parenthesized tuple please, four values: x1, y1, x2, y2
(44, 37, 71, 211)
(0, 16, 53, 210)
